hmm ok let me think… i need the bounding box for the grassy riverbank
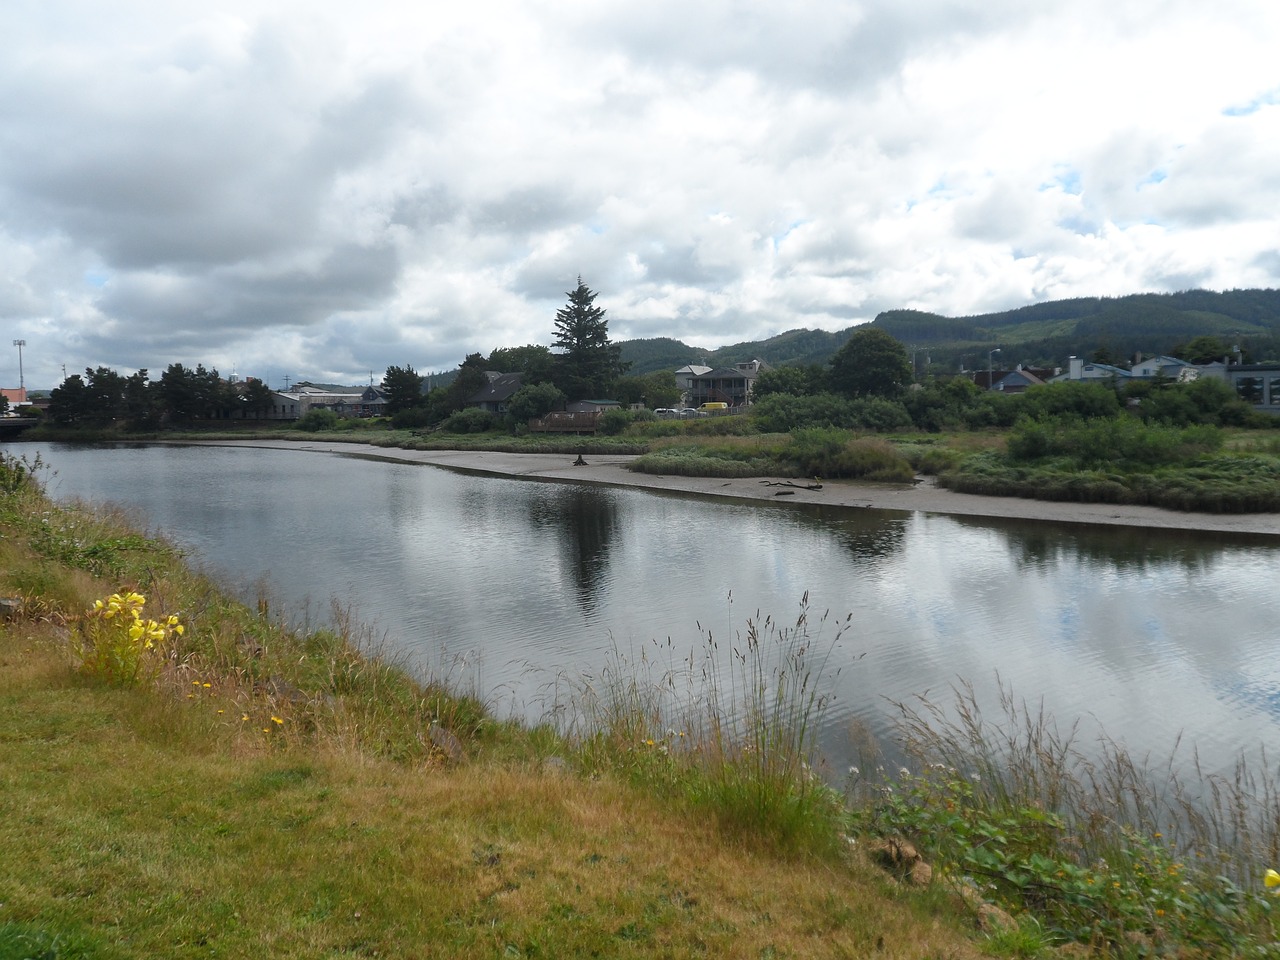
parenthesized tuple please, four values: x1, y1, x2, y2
(0, 451, 989, 959)
(6, 445, 1280, 957)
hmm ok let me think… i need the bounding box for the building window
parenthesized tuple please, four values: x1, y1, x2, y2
(1270, 378, 1280, 405)
(1236, 377, 1264, 404)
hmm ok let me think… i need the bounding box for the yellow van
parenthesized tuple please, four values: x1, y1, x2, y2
(699, 402, 729, 412)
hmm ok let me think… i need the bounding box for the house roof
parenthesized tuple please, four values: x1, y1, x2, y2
(994, 370, 1047, 389)
(466, 372, 524, 404)
(691, 366, 752, 380)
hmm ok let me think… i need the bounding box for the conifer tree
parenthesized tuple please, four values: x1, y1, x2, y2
(552, 277, 626, 400)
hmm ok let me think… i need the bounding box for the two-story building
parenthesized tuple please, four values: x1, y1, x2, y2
(686, 359, 769, 409)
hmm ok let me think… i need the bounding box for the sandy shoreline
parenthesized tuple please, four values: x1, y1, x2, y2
(195, 439, 1280, 539)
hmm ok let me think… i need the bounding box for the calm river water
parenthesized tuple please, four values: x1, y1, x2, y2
(10, 440, 1280, 776)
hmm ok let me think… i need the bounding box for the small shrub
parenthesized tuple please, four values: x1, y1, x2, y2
(72, 590, 184, 686)
(296, 408, 340, 432)
(440, 408, 497, 434)
(787, 430, 915, 481)
(389, 406, 434, 429)
(597, 408, 635, 436)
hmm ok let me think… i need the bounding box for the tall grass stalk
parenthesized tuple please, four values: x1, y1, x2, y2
(853, 678, 1280, 951)
(563, 594, 851, 854)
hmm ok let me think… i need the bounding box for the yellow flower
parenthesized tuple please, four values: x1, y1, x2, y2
(271, 716, 284, 725)
(1266, 869, 1280, 890)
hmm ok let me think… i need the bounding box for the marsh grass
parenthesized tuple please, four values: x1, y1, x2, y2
(563, 594, 852, 855)
(630, 430, 916, 482)
(852, 678, 1280, 953)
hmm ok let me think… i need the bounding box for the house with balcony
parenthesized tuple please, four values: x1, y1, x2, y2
(686, 359, 769, 408)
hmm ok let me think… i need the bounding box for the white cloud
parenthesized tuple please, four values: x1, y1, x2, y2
(1, 0, 1279, 388)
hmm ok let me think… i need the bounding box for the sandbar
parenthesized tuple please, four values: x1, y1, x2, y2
(197, 439, 1280, 539)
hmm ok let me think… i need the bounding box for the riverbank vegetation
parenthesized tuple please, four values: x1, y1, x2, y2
(0, 451, 987, 959)
(7, 449, 1280, 957)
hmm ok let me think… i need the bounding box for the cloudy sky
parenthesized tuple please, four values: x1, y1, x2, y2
(3, 0, 1278, 389)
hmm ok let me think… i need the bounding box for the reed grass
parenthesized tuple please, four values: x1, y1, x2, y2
(562, 594, 852, 856)
(629, 430, 916, 481)
(850, 678, 1280, 953)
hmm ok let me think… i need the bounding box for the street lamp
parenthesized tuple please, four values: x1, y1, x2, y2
(987, 347, 1001, 390)
(12, 339, 25, 391)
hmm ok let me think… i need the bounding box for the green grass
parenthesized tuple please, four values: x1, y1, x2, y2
(0, 450, 991, 959)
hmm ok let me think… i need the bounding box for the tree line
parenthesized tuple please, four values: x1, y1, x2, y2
(45, 363, 275, 427)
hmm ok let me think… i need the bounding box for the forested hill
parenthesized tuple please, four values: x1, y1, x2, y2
(873, 288, 1280, 364)
(619, 288, 1280, 373)
(619, 329, 849, 375)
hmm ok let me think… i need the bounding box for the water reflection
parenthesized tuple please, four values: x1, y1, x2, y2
(801, 504, 909, 564)
(950, 513, 1260, 574)
(10, 440, 1280, 777)
(526, 485, 622, 613)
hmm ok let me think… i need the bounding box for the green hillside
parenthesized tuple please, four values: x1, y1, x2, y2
(619, 289, 1280, 375)
(619, 328, 850, 375)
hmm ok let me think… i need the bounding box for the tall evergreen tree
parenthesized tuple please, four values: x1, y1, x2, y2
(552, 277, 626, 400)
(381, 364, 426, 414)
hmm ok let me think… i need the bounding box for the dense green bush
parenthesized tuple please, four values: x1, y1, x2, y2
(295, 408, 340, 432)
(1007, 416, 1223, 467)
(389, 405, 434, 429)
(439, 408, 497, 433)
(902, 378, 1022, 431)
(593, 408, 657, 436)
(506, 382, 566, 425)
(750, 392, 910, 433)
(785, 429, 915, 481)
(1129, 376, 1256, 427)
(1020, 381, 1122, 421)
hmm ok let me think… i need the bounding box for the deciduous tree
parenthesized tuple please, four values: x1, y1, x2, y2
(828, 328, 913, 399)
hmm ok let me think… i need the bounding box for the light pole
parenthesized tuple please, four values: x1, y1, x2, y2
(12, 339, 25, 391)
(987, 347, 1001, 390)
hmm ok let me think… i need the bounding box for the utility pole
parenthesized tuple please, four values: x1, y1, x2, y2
(283, 375, 292, 391)
(12, 340, 25, 391)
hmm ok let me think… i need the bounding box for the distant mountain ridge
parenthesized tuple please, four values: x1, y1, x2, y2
(619, 288, 1280, 374)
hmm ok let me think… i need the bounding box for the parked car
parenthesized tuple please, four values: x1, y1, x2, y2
(678, 407, 704, 418)
(653, 408, 679, 418)
(699, 402, 729, 412)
